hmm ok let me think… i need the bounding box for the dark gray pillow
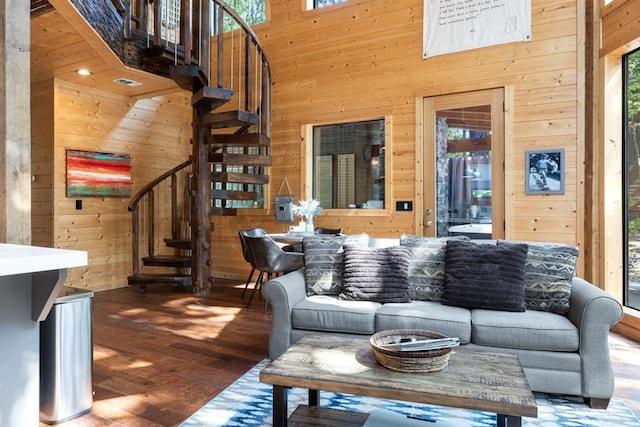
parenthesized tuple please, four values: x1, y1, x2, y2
(339, 245, 412, 303)
(303, 233, 369, 296)
(443, 240, 528, 312)
(400, 234, 470, 302)
(498, 240, 578, 314)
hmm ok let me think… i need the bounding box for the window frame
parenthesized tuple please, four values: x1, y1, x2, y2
(305, 0, 347, 11)
(301, 116, 393, 216)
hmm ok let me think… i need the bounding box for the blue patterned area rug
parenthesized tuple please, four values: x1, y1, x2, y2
(181, 359, 640, 427)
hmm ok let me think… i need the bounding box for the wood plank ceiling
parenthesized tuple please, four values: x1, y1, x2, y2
(30, 0, 180, 98)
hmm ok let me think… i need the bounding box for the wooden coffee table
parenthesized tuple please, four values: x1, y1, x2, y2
(259, 334, 537, 427)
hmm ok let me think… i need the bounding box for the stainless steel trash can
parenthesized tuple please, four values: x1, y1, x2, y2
(40, 286, 94, 424)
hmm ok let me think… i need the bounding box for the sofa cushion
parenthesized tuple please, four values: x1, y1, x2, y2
(498, 240, 579, 315)
(303, 233, 369, 296)
(292, 295, 379, 334)
(442, 240, 528, 312)
(471, 309, 579, 351)
(400, 234, 468, 302)
(339, 245, 412, 303)
(375, 301, 472, 344)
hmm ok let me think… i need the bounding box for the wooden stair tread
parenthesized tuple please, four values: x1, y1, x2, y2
(208, 133, 270, 147)
(164, 238, 192, 250)
(128, 273, 191, 284)
(212, 172, 269, 185)
(192, 86, 234, 110)
(210, 207, 238, 216)
(170, 65, 208, 92)
(211, 189, 258, 200)
(203, 110, 259, 128)
(208, 152, 272, 166)
(142, 255, 192, 268)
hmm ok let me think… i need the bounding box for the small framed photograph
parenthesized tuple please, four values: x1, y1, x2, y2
(525, 149, 565, 195)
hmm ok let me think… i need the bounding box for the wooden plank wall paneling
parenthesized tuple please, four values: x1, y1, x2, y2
(210, 0, 585, 279)
(31, 80, 192, 291)
(600, 0, 640, 56)
(31, 79, 55, 248)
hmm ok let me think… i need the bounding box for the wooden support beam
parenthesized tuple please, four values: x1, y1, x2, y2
(0, 0, 31, 244)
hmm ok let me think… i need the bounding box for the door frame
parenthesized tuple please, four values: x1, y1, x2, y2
(415, 88, 507, 239)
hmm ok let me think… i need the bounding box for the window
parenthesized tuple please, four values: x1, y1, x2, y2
(310, 119, 385, 209)
(624, 47, 640, 311)
(223, 0, 265, 27)
(307, 0, 347, 10)
(213, 146, 264, 209)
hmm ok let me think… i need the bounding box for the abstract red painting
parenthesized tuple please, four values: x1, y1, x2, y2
(66, 150, 132, 197)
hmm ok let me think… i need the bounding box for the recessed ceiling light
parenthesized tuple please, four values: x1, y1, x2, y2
(75, 69, 93, 76)
(113, 77, 142, 87)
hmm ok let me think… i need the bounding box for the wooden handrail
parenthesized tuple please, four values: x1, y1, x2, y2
(128, 158, 192, 211)
(121, 0, 271, 108)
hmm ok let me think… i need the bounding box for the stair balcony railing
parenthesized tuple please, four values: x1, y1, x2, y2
(128, 159, 193, 278)
(124, 0, 271, 137)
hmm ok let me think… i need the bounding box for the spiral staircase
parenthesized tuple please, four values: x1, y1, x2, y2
(59, 0, 272, 294)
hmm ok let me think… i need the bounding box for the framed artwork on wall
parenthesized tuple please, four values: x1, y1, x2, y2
(525, 148, 565, 195)
(66, 149, 132, 197)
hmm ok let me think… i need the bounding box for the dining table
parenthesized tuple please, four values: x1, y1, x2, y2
(268, 232, 313, 245)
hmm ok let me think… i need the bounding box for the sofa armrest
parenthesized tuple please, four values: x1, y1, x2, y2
(262, 267, 307, 360)
(568, 277, 623, 399)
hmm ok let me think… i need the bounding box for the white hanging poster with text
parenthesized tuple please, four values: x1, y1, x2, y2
(423, 0, 531, 59)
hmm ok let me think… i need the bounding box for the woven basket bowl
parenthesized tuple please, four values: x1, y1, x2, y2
(370, 329, 453, 373)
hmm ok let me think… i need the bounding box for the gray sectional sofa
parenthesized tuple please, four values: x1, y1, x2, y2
(262, 235, 624, 409)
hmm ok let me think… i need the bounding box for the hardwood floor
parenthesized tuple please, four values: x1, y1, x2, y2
(45, 279, 640, 426)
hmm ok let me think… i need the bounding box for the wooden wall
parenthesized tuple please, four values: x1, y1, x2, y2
(30, 79, 192, 291)
(29, 0, 589, 291)
(209, 0, 586, 280)
(31, 79, 55, 248)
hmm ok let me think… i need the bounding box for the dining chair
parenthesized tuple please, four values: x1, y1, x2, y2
(242, 234, 304, 308)
(283, 226, 344, 253)
(237, 227, 269, 300)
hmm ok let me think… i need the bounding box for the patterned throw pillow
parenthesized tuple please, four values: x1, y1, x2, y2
(400, 234, 469, 302)
(498, 240, 579, 314)
(443, 240, 528, 312)
(338, 245, 412, 303)
(303, 233, 369, 296)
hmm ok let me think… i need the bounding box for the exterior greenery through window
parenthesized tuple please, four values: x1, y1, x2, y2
(623, 47, 640, 310)
(224, 0, 265, 27)
(312, 119, 385, 209)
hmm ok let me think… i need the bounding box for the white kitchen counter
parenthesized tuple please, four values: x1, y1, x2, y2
(0, 243, 87, 277)
(0, 243, 88, 427)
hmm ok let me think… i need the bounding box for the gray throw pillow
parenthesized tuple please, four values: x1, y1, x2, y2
(400, 234, 469, 302)
(339, 245, 412, 303)
(443, 240, 528, 312)
(303, 233, 369, 296)
(498, 240, 579, 314)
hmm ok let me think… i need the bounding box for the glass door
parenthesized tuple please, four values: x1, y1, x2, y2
(422, 89, 504, 240)
(624, 48, 640, 310)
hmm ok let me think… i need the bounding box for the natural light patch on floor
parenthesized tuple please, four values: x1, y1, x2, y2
(157, 321, 228, 340)
(92, 345, 119, 361)
(92, 344, 154, 371)
(91, 394, 150, 420)
(109, 307, 148, 320)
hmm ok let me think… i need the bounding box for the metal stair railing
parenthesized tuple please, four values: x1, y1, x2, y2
(123, 0, 271, 136)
